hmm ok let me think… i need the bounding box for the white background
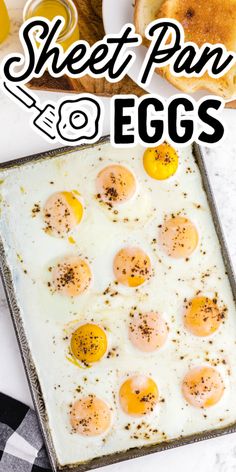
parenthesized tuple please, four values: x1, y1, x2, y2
(1, 1, 236, 471)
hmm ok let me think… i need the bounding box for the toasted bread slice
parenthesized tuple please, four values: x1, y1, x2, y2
(134, 0, 236, 98)
(134, 0, 164, 46)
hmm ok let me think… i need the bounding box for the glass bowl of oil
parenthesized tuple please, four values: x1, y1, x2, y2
(23, 0, 80, 50)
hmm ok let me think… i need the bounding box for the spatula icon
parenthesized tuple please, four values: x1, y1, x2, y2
(3, 82, 57, 140)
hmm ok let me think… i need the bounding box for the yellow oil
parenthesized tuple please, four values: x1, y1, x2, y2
(0, 0, 10, 44)
(30, 0, 80, 50)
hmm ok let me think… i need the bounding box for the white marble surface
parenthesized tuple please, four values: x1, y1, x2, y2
(1, 1, 236, 471)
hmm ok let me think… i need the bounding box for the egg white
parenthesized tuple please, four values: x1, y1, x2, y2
(1, 144, 236, 466)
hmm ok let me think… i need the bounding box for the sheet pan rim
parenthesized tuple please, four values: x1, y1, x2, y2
(0, 138, 236, 472)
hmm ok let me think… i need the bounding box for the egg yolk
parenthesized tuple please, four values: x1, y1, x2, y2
(184, 296, 224, 337)
(52, 256, 92, 296)
(96, 165, 136, 204)
(119, 375, 158, 416)
(159, 216, 198, 258)
(70, 323, 107, 365)
(129, 311, 168, 352)
(70, 395, 112, 436)
(44, 191, 83, 237)
(113, 247, 152, 287)
(143, 143, 178, 180)
(182, 366, 224, 408)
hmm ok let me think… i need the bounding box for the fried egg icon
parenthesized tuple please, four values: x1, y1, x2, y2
(57, 96, 101, 143)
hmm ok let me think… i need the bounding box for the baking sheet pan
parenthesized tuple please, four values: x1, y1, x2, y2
(0, 138, 236, 472)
